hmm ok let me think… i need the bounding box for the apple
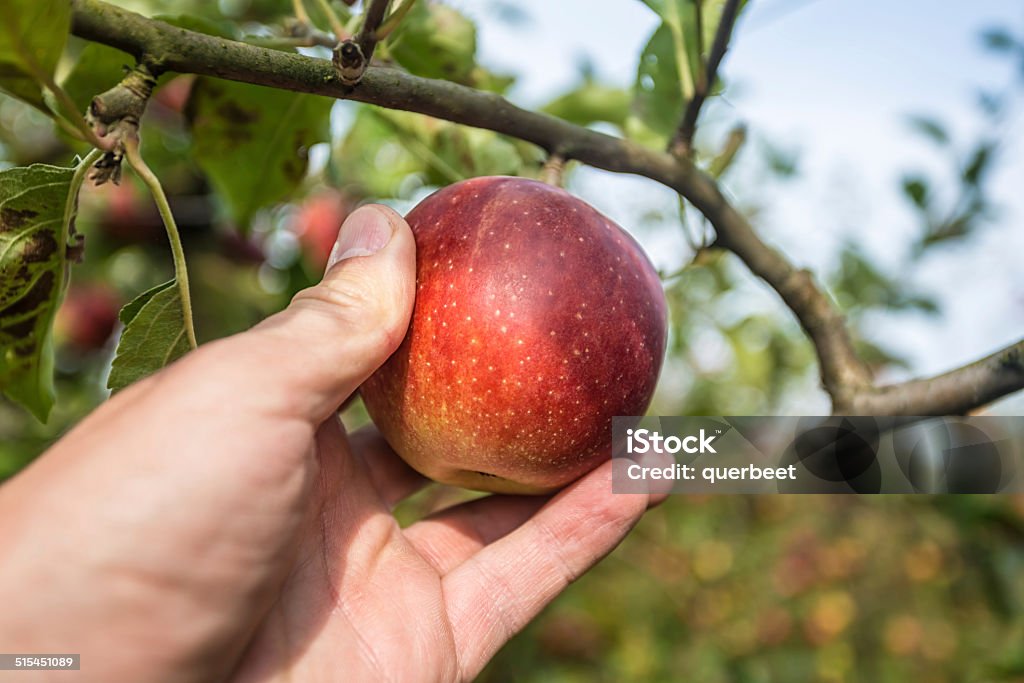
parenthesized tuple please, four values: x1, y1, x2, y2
(360, 176, 667, 494)
(54, 283, 121, 353)
(292, 189, 353, 270)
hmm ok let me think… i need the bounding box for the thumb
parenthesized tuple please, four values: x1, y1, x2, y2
(227, 204, 416, 423)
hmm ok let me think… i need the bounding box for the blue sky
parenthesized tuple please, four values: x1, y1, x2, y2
(458, 0, 1024, 412)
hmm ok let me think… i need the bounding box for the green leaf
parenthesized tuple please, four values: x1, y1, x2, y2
(107, 281, 191, 392)
(334, 108, 529, 196)
(963, 142, 995, 186)
(901, 175, 929, 210)
(632, 1, 747, 141)
(61, 43, 133, 115)
(543, 83, 631, 128)
(906, 115, 950, 146)
(153, 14, 238, 39)
(186, 78, 332, 228)
(981, 28, 1016, 53)
(388, 2, 478, 84)
(0, 0, 71, 110)
(831, 244, 939, 315)
(632, 23, 685, 139)
(0, 164, 76, 421)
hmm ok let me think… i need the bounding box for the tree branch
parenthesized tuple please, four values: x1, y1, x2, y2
(69, 0, 1023, 415)
(332, 0, 391, 85)
(669, 0, 742, 158)
(847, 340, 1024, 416)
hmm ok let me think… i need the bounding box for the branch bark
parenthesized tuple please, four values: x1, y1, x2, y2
(669, 0, 742, 158)
(847, 340, 1024, 416)
(68, 0, 1020, 415)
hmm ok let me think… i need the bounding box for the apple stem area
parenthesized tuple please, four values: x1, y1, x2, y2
(539, 153, 567, 188)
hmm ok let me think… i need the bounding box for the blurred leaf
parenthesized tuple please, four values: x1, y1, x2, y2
(186, 78, 331, 228)
(389, 2, 478, 84)
(977, 89, 1005, 117)
(335, 107, 530, 196)
(0, 0, 71, 110)
(919, 214, 976, 251)
(470, 67, 516, 95)
(981, 27, 1017, 53)
(543, 83, 631, 128)
(632, 23, 685, 139)
(854, 338, 910, 370)
(832, 244, 939, 315)
(153, 13, 238, 39)
(0, 164, 75, 421)
(963, 142, 995, 185)
(632, 1, 747, 141)
(61, 43, 133, 115)
(901, 175, 929, 210)
(334, 107, 425, 197)
(906, 115, 950, 146)
(107, 280, 190, 392)
(300, 1, 353, 34)
(707, 124, 746, 177)
(763, 140, 799, 178)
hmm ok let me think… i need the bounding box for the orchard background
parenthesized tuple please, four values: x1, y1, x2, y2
(2, 0, 1024, 680)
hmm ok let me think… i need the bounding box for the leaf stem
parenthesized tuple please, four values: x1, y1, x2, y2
(376, 0, 416, 40)
(540, 153, 567, 187)
(310, 0, 347, 40)
(123, 139, 198, 349)
(60, 148, 105, 256)
(292, 0, 311, 25)
(665, 2, 694, 103)
(42, 73, 107, 149)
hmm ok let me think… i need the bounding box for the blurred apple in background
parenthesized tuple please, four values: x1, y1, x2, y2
(291, 189, 353, 270)
(54, 283, 122, 353)
(154, 75, 194, 115)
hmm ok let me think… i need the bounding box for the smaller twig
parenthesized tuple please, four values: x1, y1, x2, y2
(846, 340, 1024, 416)
(333, 0, 391, 85)
(540, 153, 567, 187)
(356, 0, 392, 58)
(124, 138, 199, 349)
(669, 0, 742, 158)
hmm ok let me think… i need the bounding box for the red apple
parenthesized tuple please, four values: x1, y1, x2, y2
(360, 176, 667, 494)
(54, 283, 121, 353)
(292, 189, 352, 270)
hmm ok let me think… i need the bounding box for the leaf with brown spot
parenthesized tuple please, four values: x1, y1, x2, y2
(0, 163, 76, 421)
(186, 78, 332, 229)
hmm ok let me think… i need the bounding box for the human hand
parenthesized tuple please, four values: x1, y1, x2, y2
(0, 205, 655, 682)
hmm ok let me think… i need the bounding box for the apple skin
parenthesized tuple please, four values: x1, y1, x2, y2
(360, 176, 667, 494)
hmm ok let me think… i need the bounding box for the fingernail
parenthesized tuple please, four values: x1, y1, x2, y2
(326, 206, 395, 271)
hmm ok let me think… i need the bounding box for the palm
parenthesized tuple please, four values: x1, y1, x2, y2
(232, 418, 650, 683)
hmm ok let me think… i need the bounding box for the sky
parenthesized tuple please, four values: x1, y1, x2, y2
(452, 0, 1024, 412)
